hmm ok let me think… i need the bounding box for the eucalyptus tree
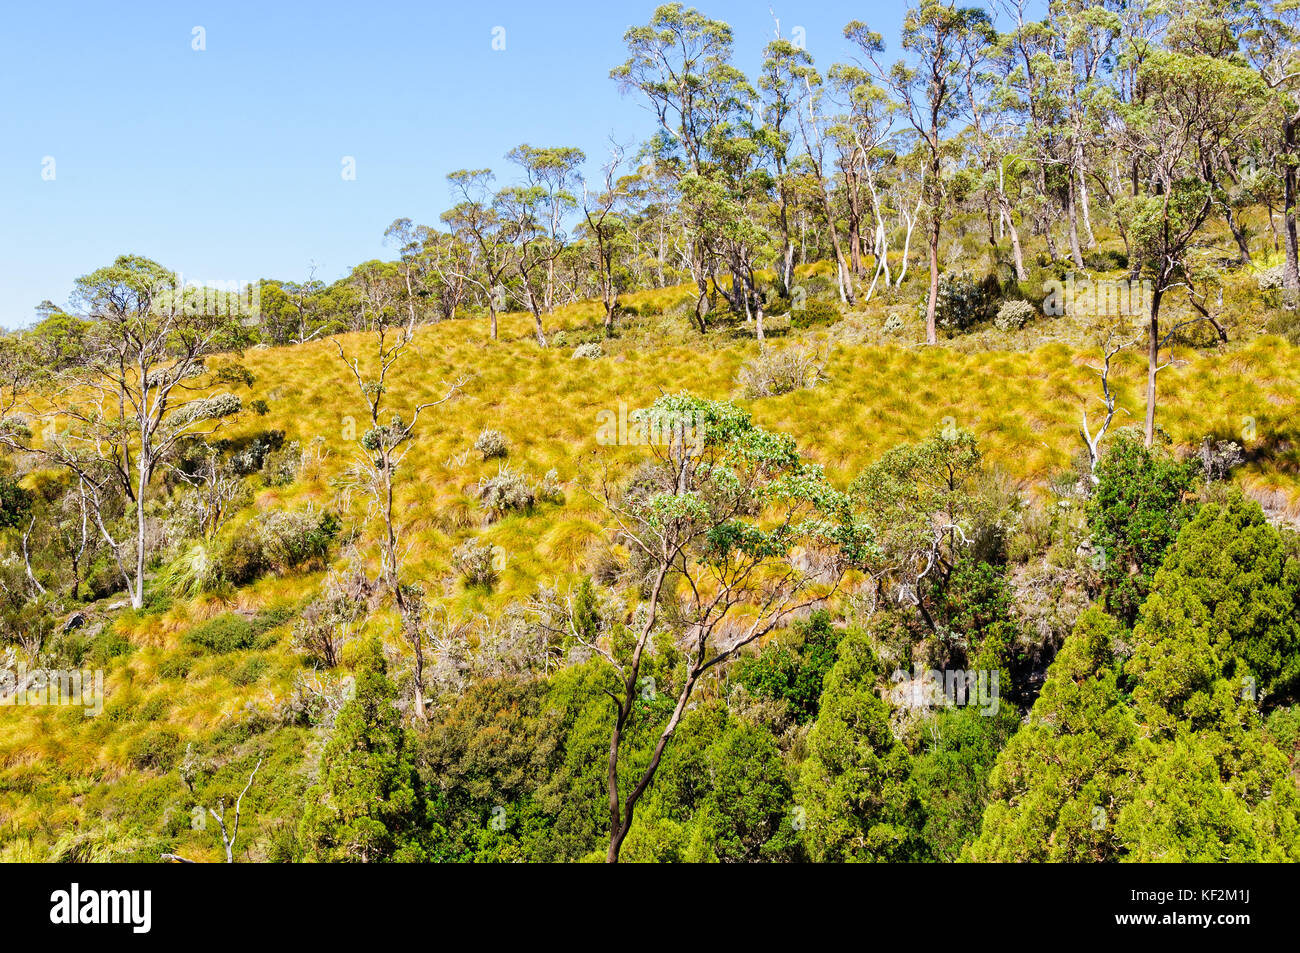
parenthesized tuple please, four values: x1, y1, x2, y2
(1242, 0, 1300, 300)
(828, 62, 904, 295)
(847, 0, 995, 344)
(1117, 46, 1266, 445)
(758, 36, 812, 294)
(612, 3, 754, 331)
(442, 169, 513, 340)
(581, 143, 633, 332)
(591, 394, 871, 862)
(497, 144, 586, 346)
(0, 255, 244, 609)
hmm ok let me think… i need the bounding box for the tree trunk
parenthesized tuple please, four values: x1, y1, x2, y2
(1143, 287, 1164, 449)
(1283, 118, 1299, 307)
(925, 218, 940, 345)
(1067, 177, 1085, 268)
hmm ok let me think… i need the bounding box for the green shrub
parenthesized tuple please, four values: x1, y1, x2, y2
(926, 271, 1000, 332)
(125, 728, 183, 772)
(1083, 249, 1129, 271)
(1088, 432, 1197, 622)
(216, 531, 268, 587)
(184, 613, 257, 653)
(789, 299, 840, 330)
(86, 629, 133, 667)
(158, 652, 196, 680)
(230, 656, 270, 686)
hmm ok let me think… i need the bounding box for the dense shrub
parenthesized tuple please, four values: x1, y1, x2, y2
(993, 299, 1037, 332)
(474, 428, 509, 460)
(571, 342, 603, 360)
(0, 475, 32, 530)
(184, 613, 257, 653)
(125, 728, 183, 772)
(927, 271, 999, 332)
(255, 509, 340, 572)
(1087, 432, 1197, 622)
(732, 610, 842, 724)
(1134, 493, 1300, 700)
(789, 299, 840, 330)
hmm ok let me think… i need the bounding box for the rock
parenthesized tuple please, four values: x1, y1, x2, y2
(59, 612, 87, 634)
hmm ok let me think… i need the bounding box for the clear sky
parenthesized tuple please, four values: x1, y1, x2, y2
(0, 1, 916, 329)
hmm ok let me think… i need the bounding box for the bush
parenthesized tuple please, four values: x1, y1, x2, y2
(572, 342, 603, 360)
(993, 299, 1037, 332)
(125, 728, 183, 772)
(0, 476, 32, 530)
(1135, 493, 1300, 699)
(789, 299, 840, 330)
(474, 428, 510, 460)
(255, 508, 340, 572)
(1083, 249, 1129, 271)
(1088, 432, 1197, 622)
(222, 429, 286, 475)
(216, 531, 268, 587)
(926, 271, 999, 332)
(477, 466, 534, 518)
(737, 345, 827, 398)
(229, 656, 270, 686)
(261, 440, 303, 486)
(451, 539, 499, 588)
(184, 613, 257, 653)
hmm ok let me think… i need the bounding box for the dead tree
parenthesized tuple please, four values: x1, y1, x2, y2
(1080, 330, 1139, 483)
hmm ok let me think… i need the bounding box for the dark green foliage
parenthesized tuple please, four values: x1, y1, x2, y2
(789, 298, 840, 330)
(626, 704, 802, 862)
(0, 475, 32, 530)
(1088, 432, 1197, 622)
(1131, 493, 1300, 700)
(183, 613, 256, 653)
(912, 701, 1020, 862)
(215, 532, 268, 588)
(732, 609, 842, 723)
(796, 626, 928, 861)
(968, 608, 1136, 861)
(300, 640, 428, 862)
(928, 271, 1000, 333)
(125, 728, 183, 772)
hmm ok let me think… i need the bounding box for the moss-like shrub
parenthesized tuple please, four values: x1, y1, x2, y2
(184, 613, 257, 653)
(789, 299, 840, 330)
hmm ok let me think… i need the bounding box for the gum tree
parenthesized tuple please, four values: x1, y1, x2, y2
(0, 255, 244, 609)
(591, 394, 872, 862)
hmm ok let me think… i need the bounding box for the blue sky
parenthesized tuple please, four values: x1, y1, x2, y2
(0, 1, 916, 329)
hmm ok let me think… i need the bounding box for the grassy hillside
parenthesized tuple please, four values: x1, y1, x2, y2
(3, 257, 1300, 862)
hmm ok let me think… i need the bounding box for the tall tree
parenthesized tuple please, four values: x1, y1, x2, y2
(847, 0, 994, 344)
